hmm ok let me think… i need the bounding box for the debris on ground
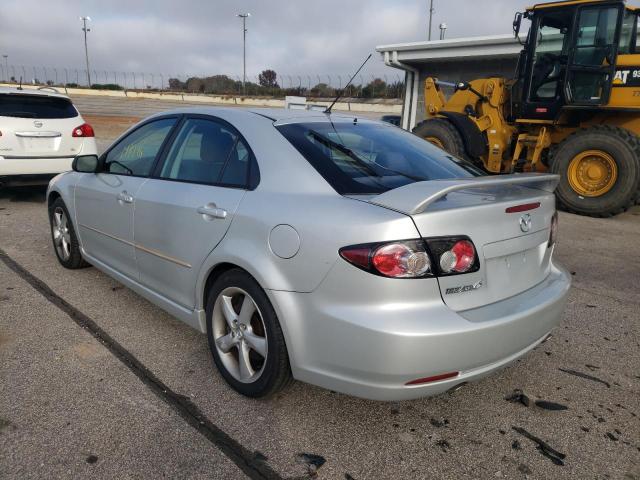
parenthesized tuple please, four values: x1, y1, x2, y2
(512, 426, 566, 466)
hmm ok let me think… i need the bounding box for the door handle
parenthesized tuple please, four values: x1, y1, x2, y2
(117, 191, 134, 204)
(197, 204, 227, 219)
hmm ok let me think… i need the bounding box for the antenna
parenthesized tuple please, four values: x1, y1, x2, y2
(324, 53, 372, 114)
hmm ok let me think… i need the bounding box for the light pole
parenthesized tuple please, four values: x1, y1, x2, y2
(237, 13, 250, 96)
(2, 55, 7, 82)
(439, 22, 447, 40)
(428, 0, 434, 41)
(80, 16, 92, 87)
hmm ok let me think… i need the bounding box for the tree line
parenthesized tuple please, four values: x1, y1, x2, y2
(167, 69, 404, 99)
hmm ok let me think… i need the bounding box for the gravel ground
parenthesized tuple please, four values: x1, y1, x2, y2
(0, 117, 639, 479)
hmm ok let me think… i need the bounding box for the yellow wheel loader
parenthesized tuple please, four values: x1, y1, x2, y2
(413, 0, 640, 217)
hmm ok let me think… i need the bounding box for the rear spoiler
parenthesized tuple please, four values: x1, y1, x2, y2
(370, 173, 560, 215)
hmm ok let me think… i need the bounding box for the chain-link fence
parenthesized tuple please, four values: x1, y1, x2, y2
(0, 64, 405, 99)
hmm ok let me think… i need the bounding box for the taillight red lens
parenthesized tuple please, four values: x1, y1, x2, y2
(72, 123, 95, 137)
(372, 242, 431, 278)
(439, 239, 475, 274)
(339, 247, 370, 270)
(339, 240, 431, 278)
(548, 211, 558, 247)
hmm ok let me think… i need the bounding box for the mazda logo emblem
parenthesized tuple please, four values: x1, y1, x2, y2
(519, 213, 532, 233)
(33, 120, 43, 128)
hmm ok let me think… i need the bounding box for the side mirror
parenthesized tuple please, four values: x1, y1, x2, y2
(513, 12, 523, 39)
(72, 154, 101, 173)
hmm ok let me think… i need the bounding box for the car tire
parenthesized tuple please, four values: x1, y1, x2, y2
(206, 269, 292, 398)
(48, 197, 90, 269)
(549, 125, 640, 217)
(412, 118, 469, 160)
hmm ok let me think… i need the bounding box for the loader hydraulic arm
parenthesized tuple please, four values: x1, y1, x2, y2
(422, 76, 517, 173)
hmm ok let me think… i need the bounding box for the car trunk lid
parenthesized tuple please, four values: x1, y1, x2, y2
(368, 174, 560, 311)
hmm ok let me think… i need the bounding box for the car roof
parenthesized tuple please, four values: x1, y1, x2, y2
(0, 86, 71, 100)
(145, 106, 377, 126)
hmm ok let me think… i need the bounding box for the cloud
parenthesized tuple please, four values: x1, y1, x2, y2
(1, 0, 638, 84)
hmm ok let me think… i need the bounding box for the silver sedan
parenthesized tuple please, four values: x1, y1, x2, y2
(47, 107, 571, 400)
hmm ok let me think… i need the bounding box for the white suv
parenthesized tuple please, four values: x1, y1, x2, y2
(0, 87, 97, 187)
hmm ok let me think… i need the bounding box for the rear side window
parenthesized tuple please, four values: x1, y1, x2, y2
(0, 94, 78, 119)
(159, 117, 252, 187)
(276, 121, 483, 195)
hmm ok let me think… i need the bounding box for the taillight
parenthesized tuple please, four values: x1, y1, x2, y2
(548, 211, 558, 248)
(340, 240, 432, 278)
(438, 240, 476, 274)
(72, 123, 94, 137)
(339, 236, 479, 278)
(424, 236, 480, 276)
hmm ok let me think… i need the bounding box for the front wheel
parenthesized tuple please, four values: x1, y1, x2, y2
(550, 125, 640, 217)
(412, 118, 468, 160)
(48, 197, 90, 269)
(206, 269, 292, 398)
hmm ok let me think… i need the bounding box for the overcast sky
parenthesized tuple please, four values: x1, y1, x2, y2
(1, 0, 639, 85)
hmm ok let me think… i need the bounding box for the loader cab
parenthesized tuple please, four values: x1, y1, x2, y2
(517, 1, 627, 120)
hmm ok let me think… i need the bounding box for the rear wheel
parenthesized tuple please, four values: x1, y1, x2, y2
(412, 118, 468, 160)
(206, 269, 292, 398)
(549, 125, 640, 217)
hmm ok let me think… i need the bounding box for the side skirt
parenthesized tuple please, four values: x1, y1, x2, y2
(82, 251, 207, 333)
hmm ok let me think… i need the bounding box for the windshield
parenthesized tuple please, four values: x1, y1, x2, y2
(0, 94, 78, 119)
(276, 120, 483, 195)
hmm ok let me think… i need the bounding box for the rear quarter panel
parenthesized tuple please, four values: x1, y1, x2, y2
(195, 191, 419, 307)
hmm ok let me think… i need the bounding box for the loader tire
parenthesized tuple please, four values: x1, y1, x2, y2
(413, 118, 468, 160)
(549, 125, 640, 217)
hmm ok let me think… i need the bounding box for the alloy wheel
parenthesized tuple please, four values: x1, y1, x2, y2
(52, 207, 71, 261)
(212, 287, 268, 383)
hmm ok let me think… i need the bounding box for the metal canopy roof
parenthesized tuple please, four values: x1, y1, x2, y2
(376, 34, 524, 65)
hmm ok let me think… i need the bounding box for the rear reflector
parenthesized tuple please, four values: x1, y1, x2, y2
(505, 202, 540, 213)
(405, 371, 459, 386)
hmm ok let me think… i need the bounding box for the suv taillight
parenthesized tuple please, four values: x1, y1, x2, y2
(339, 236, 479, 279)
(72, 123, 94, 137)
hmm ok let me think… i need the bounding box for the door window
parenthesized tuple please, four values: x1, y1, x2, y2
(528, 11, 572, 101)
(159, 118, 251, 187)
(574, 7, 618, 65)
(104, 118, 176, 176)
(618, 10, 638, 54)
(567, 6, 620, 103)
(219, 138, 251, 186)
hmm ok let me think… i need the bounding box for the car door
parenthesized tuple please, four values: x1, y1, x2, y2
(75, 116, 178, 280)
(133, 116, 257, 308)
(564, 4, 622, 105)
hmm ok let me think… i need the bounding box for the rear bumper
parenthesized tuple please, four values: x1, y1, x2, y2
(269, 262, 571, 401)
(0, 156, 74, 178)
(0, 173, 58, 187)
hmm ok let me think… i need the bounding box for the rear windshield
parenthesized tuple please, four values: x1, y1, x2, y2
(0, 94, 78, 119)
(276, 121, 483, 195)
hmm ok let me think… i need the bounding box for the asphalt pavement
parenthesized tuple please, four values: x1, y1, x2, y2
(1, 120, 639, 478)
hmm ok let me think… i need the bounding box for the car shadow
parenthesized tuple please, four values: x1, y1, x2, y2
(0, 186, 47, 203)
